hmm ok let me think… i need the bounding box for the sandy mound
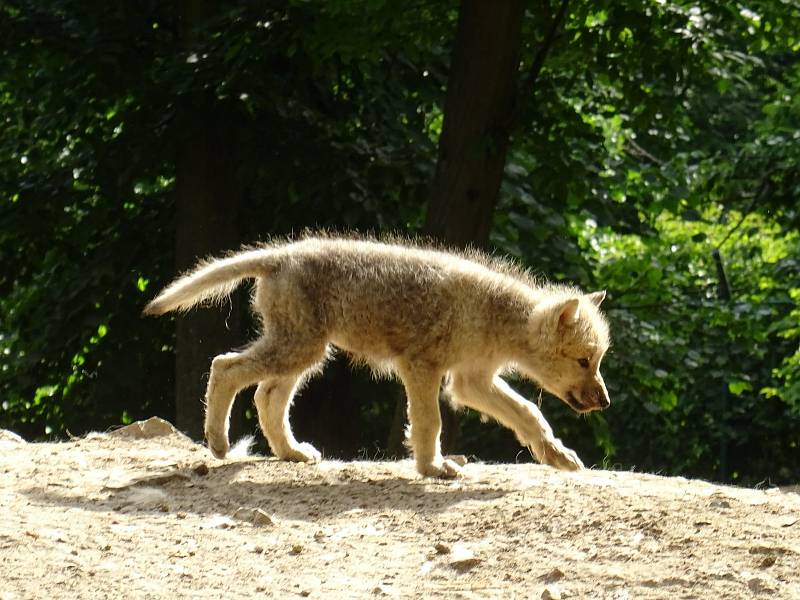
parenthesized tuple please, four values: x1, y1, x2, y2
(1, 420, 798, 599)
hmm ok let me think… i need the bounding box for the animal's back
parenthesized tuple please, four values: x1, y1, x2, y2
(256, 237, 537, 365)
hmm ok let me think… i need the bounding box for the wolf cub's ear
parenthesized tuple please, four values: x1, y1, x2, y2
(585, 290, 606, 307)
(556, 298, 581, 327)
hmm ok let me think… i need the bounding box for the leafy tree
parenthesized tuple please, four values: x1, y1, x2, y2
(0, 0, 448, 440)
(1, 0, 798, 485)
(458, 0, 800, 483)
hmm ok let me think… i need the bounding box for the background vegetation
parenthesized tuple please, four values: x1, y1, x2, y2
(2, 0, 798, 485)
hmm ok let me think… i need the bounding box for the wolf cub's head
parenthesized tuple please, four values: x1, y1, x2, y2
(523, 290, 611, 413)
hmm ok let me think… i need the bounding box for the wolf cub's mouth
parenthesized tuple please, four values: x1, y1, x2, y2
(565, 391, 592, 414)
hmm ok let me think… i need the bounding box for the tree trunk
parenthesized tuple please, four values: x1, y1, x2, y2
(424, 0, 525, 245)
(174, 1, 245, 440)
(423, 0, 526, 454)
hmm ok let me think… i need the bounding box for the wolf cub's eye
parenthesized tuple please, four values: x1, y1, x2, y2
(577, 358, 590, 369)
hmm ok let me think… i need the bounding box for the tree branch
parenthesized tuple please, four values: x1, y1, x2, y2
(525, 0, 569, 92)
(507, 0, 568, 132)
(624, 138, 665, 166)
(717, 177, 771, 250)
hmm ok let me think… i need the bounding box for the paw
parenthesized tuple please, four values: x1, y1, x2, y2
(535, 438, 584, 471)
(280, 442, 321, 463)
(417, 457, 463, 479)
(205, 430, 230, 460)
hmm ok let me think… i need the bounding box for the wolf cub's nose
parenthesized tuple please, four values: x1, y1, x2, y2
(597, 394, 610, 409)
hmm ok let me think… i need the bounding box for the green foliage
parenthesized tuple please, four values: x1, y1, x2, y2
(0, 0, 449, 439)
(1, 0, 798, 483)
(588, 210, 799, 483)
(485, 0, 800, 483)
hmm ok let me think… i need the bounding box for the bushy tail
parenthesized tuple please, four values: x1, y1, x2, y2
(143, 248, 277, 316)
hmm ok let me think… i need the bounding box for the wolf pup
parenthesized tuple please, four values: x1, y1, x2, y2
(145, 236, 611, 478)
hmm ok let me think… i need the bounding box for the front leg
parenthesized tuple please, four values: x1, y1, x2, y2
(448, 371, 583, 471)
(492, 377, 584, 470)
(397, 364, 462, 479)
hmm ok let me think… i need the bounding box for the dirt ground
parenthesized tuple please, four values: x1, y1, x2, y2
(1, 418, 798, 599)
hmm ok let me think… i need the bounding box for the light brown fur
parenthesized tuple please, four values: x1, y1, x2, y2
(145, 235, 611, 478)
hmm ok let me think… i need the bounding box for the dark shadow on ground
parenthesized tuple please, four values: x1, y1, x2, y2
(22, 458, 514, 521)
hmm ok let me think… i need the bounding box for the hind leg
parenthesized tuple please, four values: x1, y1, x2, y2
(253, 373, 322, 463)
(204, 333, 326, 459)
